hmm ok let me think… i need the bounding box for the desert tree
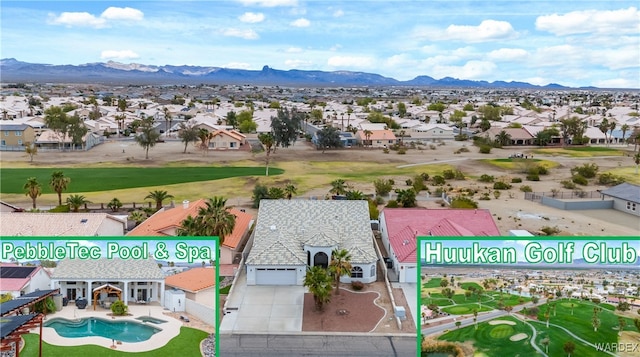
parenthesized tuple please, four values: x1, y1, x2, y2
(563, 341, 575, 357)
(258, 132, 275, 176)
(316, 126, 343, 153)
(24, 142, 37, 162)
(178, 121, 200, 153)
(134, 117, 161, 159)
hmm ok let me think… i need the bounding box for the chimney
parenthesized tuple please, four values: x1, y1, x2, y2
(182, 200, 189, 209)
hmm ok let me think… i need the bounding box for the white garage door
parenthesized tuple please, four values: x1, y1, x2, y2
(256, 268, 297, 285)
(404, 266, 417, 283)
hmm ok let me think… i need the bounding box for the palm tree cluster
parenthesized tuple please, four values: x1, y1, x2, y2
(176, 197, 236, 245)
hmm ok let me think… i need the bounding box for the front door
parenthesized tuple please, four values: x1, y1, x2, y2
(66, 288, 76, 301)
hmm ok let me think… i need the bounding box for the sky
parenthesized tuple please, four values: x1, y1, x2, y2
(1, 0, 639, 88)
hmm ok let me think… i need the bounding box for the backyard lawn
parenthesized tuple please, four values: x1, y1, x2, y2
(20, 326, 209, 356)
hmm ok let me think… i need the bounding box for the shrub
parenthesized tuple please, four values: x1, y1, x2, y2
(493, 182, 512, 190)
(571, 163, 599, 178)
(572, 174, 588, 186)
(111, 300, 128, 316)
(540, 226, 560, 236)
(560, 180, 576, 189)
(413, 176, 427, 192)
(520, 185, 533, 192)
(373, 179, 394, 196)
(597, 173, 625, 186)
(405, 179, 413, 186)
(451, 196, 478, 208)
(511, 177, 522, 183)
(526, 173, 540, 181)
(432, 175, 446, 185)
(420, 173, 429, 181)
(397, 147, 407, 154)
(493, 191, 501, 199)
(351, 281, 365, 291)
(479, 174, 494, 183)
(49, 205, 71, 213)
(479, 193, 491, 200)
(479, 144, 492, 154)
(454, 134, 468, 141)
(443, 169, 456, 179)
(368, 199, 379, 220)
(386, 200, 399, 208)
(383, 148, 389, 154)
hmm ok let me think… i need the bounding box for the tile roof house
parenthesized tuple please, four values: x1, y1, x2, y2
(127, 199, 253, 264)
(0, 213, 126, 236)
(0, 264, 52, 299)
(208, 129, 246, 150)
(484, 127, 534, 146)
(165, 267, 215, 307)
(51, 258, 165, 307)
(379, 208, 501, 283)
(245, 200, 378, 285)
(600, 183, 640, 217)
(355, 129, 397, 148)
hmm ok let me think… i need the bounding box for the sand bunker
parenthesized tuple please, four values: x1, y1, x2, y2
(488, 320, 516, 326)
(510, 333, 528, 341)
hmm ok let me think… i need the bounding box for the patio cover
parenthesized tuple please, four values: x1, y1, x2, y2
(92, 284, 122, 311)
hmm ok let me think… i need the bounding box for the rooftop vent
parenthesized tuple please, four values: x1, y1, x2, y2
(80, 219, 88, 224)
(182, 200, 189, 209)
(270, 225, 277, 231)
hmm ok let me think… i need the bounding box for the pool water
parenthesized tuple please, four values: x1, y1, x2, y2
(135, 316, 168, 324)
(45, 317, 161, 342)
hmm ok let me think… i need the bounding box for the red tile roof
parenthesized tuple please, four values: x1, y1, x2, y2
(165, 267, 216, 292)
(382, 208, 500, 263)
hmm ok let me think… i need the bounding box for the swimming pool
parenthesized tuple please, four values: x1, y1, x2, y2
(44, 317, 161, 343)
(135, 316, 168, 324)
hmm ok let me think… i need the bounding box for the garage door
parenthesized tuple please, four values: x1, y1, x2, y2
(404, 266, 417, 283)
(256, 268, 297, 285)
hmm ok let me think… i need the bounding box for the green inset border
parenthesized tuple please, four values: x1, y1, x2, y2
(0, 235, 219, 357)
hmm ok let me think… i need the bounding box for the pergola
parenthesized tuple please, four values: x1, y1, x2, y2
(92, 284, 122, 311)
(0, 289, 59, 317)
(0, 313, 44, 357)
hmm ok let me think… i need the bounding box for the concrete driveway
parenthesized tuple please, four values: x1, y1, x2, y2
(221, 268, 305, 332)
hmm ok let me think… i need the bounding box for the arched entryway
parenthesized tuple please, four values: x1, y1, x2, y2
(313, 252, 329, 268)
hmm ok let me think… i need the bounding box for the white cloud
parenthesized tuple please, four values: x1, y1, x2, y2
(100, 7, 144, 21)
(48, 7, 144, 28)
(286, 47, 303, 53)
(48, 12, 106, 28)
(222, 28, 259, 40)
(284, 59, 313, 68)
(444, 20, 516, 42)
(333, 9, 344, 17)
(536, 7, 640, 35)
(237, 0, 298, 7)
(431, 60, 497, 79)
(291, 18, 310, 27)
(222, 62, 252, 69)
(487, 48, 529, 61)
(327, 55, 375, 68)
(101, 50, 140, 60)
(329, 44, 342, 51)
(239, 12, 265, 23)
(532, 45, 583, 67)
(589, 45, 640, 70)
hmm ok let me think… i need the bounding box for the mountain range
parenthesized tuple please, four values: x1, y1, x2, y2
(1, 58, 571, 89)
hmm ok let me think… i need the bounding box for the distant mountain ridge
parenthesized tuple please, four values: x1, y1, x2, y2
(1, 58, 570, 88)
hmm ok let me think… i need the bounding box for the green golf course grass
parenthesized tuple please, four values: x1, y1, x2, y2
(459, 282, 482, 290)
(441, 304, 492, 314)
(423, 278, 444, 288)
(20, 326, 209, 356)
(532, 147, 625, 157)
(0, 166, 284, 194)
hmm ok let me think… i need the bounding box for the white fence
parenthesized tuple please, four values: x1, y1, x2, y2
(185, 299, 215, 327)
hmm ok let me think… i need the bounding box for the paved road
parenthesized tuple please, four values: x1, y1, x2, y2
(219, 333, 417, 357)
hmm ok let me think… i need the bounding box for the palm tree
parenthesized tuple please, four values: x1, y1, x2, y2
(363, 129, 372, 148)
(197, 128, 213, 153)
(258, 132, 275, 176)
(608, 121, 616, 145)
(129, 210, 148, 226)
(329, 249, 352, 295)
(49, 171, 71, 206)
(620, 124, 629, 145)
(177, 197, 236, 245)
(598, 119, 610, 146)
(66, 194, 90, 212)
(329, 179, 348, 196)
(163, 107, 172, 137)
(107, 198, 123, 212)
(563, 341, 575, 357)
(541, 337, 550, 354)
(345, 190, 366, 200)
(495, 130, 512, 147)
(145, 190, 174, 210)
(303, 265, 332, 311)
(634, 153, 640, 174)
(23, 177, 41, 209)
(284, 184, 297, 200)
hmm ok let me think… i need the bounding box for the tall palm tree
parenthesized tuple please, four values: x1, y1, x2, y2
(620, 124, 629, 146)
(363, 129, 373, 148)
(145, 190, 174, 210)
(163, 106, 172, 137)
(50, 171, 71, 206)
(66, 194, 91, 212)
(303, 265, 332, 311)
(329, 249, 352, 295)
(608, 121, 616, 145)
(634, 153, 640, 174)
(495, 130, 512, 147)
(23, 177, 41, 209)
(177, 197, 236, 245)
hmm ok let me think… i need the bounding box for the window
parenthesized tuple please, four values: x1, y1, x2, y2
(627, 202, 636, 211)
(15, 131, 21, 136)
(370, 265, 375, 277)
(17, 140, 22, 145)
(3, 131, 8, 136)
(230, 142, 236, 148)
(351, 266, 363, 278)
(1, 140, 5, 146)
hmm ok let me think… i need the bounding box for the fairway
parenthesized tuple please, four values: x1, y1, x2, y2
(0, 166, 283, 194)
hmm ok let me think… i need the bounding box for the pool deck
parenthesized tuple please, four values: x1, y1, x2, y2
(34, 303, 183, 352)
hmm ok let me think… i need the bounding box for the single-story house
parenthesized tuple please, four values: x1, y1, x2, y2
(355, 129, 397, 148)
(0, 213, 126, 236)
(407, 124, 455, 142)
(600, 183, 640, 217)
(127, 199, 254, 265)
(208, 129, 246, 150)
(245, 200, 378, 286)
(165, 267, 215, 308)
(379, 208, 501, 283)
(484, 127, 534, 146)
(51, 258, 165, 307)
(0, 264, 52, 299)
(35, 130, 102, 150)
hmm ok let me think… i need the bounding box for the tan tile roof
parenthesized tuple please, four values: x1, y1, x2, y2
(52, 258, 164, 280)
(0, 212, 124, 236)
(165, 267, 216, 292)
(357, 129, 397, 141)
